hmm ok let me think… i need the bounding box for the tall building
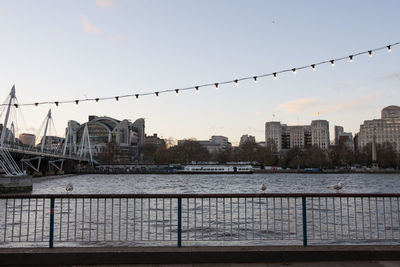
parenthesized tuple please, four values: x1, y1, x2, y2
(144, 133, 166, 147)
(240, 134, 256, 145)
(67, 116, 145, 163)
(358, 105, 400, 152)
(334, 126, 344, 145)
(265, 120, 329, 152)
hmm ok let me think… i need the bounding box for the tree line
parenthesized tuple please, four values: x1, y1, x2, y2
(100, 139, 399, 169)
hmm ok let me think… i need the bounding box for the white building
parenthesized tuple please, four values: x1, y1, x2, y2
(265, 120, 329, 152)
(358, 105, 400, 152)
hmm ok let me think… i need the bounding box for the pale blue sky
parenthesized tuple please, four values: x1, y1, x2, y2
(1, 0, 399, 145)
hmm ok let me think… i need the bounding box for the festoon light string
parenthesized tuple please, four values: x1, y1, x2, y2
(3, 42, 399, 108)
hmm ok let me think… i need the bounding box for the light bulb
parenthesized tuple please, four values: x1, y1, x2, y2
(311, 64, 316, 71)
(215, 83, 219, 89)
(35, 103, 39, 107)
(330, 60, 335, 66)
(175, 89, 179, 95)
(368, 50, 372, 57)
(155, 92, 159, 97)
(115, 96, 119, 102)
(75, 100, 79, 105)
(195, 86, 199, 93)
(349, 55, 353, 62)
(234, 80, 238, 86)
(55, 102, 59, 107)
(387, 45, 392, 52)
(135, 94, 139, 101)
(273, 73, 277, 79)
(292, 68, 296, 74)
(253, 76, 257, 83)
(95, 98, 99, 103)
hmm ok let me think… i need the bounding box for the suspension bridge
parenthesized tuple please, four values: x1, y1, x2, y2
(0, 85, 93, 178)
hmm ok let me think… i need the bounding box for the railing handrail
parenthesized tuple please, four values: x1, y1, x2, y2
(1, 193, 400, 199)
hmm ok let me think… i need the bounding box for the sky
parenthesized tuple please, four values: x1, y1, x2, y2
(0, 0, 399, 145)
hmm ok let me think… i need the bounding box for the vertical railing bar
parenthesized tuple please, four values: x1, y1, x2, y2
(318, 197, 321, 240)
(67, 198, 70, 241)
(96, 198, 99, 242)
(111, 198, 114, 241)
(49, 198, 55, 248)
(280, 197, 283, 240)
(89, 198, 92, 242)
(27, 198, 30, 242)
(186, 198, 189, 241)
(201, 198, 204, 240)
(42, 198, 45, 242)
(34, 198, 37, 242)
(104, 198, 106, 241)
(133, 198, 136, 241)
(294, 197, 297, 240)
(237, 197, 240, 240)
(383, 197, 387, 239)
(266, 197, 269, 240)
(390, 197, 394, 239)
(311, 197, 314, 240)
(169, 198, 172, 241)
(230, 197, 233, 241)
(287, 197, 290, 240)
(252, 197, 255, 240)
(155, 198, 158, 241)
(59, 198, 63, 241)
(259, 197, 262, 240)
(208, 197, 211, 241)
(118, 198, 121, 241)
(325, 197, 328, 240)
(361, 197, 365, 239)
(125, 198, 128, 241)
(354, 197, 358, 240)
(74, 198, 77, 241)
(216, 197, 219, 240)
(11, 198, 15, 242)
(301, 196, 307, 247)
(347, 197, 350, 239)
(340, 197, 343, 239)
(177, 197, 182, 247)
(82, 198, 85, 241)
(273, 197, 276, 240)
(376, 197, 379, 239)
(223, 197, 226, 241)
(245, 197, 247, 240)
(18, 198, 22, 242)
(194, 198, 197, 241)
(140, 198, 143, 241)
(333, 197, 336, 240)
(4, 199, 8, 242)
(162, 198, 165, 241)
(368, 197, 372, 239)
(147, 198, 150, 240)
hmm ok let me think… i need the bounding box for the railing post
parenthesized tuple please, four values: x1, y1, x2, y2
(177, 197, 182, 247)
(49, 198, 55, 248)
(301, 196, 307, 247)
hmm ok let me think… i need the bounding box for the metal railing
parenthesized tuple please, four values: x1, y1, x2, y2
(0, 193, 399, 248)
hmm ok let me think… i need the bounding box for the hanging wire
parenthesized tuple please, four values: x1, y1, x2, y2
(1, 42, 398, 107)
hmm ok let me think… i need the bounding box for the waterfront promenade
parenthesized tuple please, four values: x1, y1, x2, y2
(1, 245, 400, 266)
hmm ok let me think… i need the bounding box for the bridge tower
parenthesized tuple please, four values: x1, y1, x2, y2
(0, 85, 16, 146)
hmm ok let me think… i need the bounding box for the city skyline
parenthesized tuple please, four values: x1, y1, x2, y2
(1, 1, 400, 145)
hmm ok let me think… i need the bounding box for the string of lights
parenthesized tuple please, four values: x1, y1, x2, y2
(3, 42, 399, 108)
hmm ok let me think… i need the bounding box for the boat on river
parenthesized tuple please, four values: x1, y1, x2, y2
(178, 164, 253, 174)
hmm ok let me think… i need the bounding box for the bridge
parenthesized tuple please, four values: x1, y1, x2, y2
(0, 85, 92, 176)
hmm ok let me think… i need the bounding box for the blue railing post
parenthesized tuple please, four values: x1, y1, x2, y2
(177, 197, 182, 247)
(49, 198, 55, 248)
(301, 196, 307, 247)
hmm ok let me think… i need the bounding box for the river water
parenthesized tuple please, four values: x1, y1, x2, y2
(32, 173, 400, 194)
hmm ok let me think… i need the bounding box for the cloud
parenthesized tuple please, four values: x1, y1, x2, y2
(277, 98, 320, 113)
(95, 0, 115, 8)
(80, 15, 102, 34)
